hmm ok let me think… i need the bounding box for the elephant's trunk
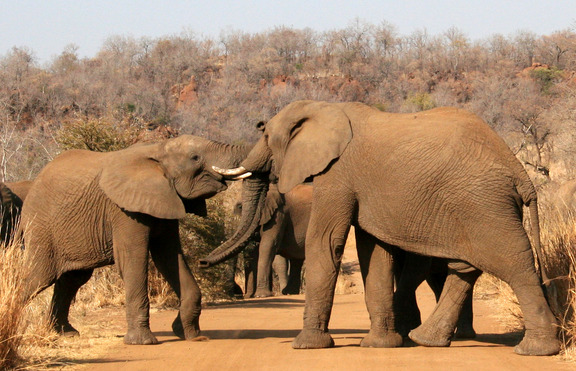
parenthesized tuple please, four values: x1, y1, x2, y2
(199, 175, 268, 268)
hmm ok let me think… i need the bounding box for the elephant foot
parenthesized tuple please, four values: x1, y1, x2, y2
(360, 330, 403, 348)
(54, 323, 80, 337)
(254, 289, 274, 298)
(172, 314, 202, 340)
(408, 325, 451, 347)
(292, 329, 334, 349)
(514, 334, 560, 356)
(281, 286, 300, 295)
(124, 327, 159, 345)
(454, 325, 476, 339)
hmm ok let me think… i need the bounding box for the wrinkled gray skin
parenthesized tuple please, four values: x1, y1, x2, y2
(0, 180, 33, 245)
(20, 135, 250, 345)
(240, 183, 309, 298)
(202, 100, 559, 356)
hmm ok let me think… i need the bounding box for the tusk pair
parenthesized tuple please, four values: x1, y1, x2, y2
(213, 165, 253, 180)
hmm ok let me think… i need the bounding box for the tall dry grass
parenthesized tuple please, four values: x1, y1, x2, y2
(0, 241, 29, 369)
(539, 206, 576, 359)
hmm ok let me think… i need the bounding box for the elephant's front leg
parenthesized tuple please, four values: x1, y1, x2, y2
(292, 191, 352, 349)
(356, 229, 403, 347)
(409, 261, 481, 347)
(114, 217, 158, 345)
(150, 221, 202, 341)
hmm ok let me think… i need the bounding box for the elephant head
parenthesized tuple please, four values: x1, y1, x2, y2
(200, 100, 353, 266)
(99, 135, 251, 220)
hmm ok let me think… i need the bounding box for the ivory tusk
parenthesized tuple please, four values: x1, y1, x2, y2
(232, 172, 252, 180)
(212, 165, 248, 176)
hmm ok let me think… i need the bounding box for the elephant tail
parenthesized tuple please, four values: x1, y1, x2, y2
(525, 198, 549, 285)
(519, 184, 560, 314)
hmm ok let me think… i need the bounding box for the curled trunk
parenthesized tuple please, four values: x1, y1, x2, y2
(200, 174, 269, 267)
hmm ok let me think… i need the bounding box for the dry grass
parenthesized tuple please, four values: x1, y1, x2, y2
(0, 241, 29, 370)
(539, 206, 576, 359)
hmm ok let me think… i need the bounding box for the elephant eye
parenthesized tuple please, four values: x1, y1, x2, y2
(191, 155, 200, 161)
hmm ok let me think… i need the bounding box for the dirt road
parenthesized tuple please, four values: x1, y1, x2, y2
(82, 284, 570, 371)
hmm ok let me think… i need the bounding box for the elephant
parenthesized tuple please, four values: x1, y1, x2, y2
(201, 100, 560, 356)
(241, 182, 310, 298)
(19, 135, 253, 345)
(239, 181, 475, 334)
(0, 180, 33, 245)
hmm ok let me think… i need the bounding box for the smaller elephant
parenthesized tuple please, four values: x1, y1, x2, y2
(241, 183, 310, 298)
(0, 180, 33, 245)
(20, 135, 252, 344)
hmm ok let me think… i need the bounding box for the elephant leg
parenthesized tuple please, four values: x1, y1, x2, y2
(255, 212, 286, 297)
(49, 269, 93, 336)
(356, 229, 403, 348)
(409, 261, 480, 347)
(282, 258, 304, 295)
(114, 218, 157, 345)
(484, 247, 559, 356)
(426, 260, 476, 339)
(292, 190, 353, 349)
(150, 221, 202, 341)
(272, 255, 289, 293)
(243, 243, 258, 298)
(455, 291, 476, 339)
(394, 252, 432, 337)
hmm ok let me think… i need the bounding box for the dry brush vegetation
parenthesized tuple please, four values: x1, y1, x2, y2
(2, 20, 576, 367)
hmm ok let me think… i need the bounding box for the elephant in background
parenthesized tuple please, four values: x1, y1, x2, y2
(1, 180, 33, 245)
(203, 100, 559, 356)
(240, 182, 310, 298)
(393, 251, 475, 338)
(20, 135, 253, 345)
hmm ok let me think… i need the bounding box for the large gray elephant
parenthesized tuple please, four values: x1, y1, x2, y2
(0, 180, 33, 245)
(240, 181, 475, 333)
(242, 183, 310, 298)
(20, 135, 252, 345)
(201, 100, 559, 356)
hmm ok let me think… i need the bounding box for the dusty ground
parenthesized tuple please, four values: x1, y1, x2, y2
(76, 288, 571, 371)
(68, 242, 570, 371)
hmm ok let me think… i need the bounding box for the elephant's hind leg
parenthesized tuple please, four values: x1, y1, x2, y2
(409, 261, 480, 347)
(49, 269, 93, 336)
(490, 248, 560, 356)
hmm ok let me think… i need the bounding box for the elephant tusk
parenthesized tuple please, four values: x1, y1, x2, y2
(212, 165, 251, 178)
(232, 172, 252, 180)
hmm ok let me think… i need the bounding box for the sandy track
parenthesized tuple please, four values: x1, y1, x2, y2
(82, 285, 570, 371)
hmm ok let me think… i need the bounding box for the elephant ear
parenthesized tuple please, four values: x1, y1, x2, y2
(274, 102, 352, 193)
(99, 145, 186, 220)
(260, 183, 284, 226)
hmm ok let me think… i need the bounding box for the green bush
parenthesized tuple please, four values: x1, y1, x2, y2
(55, 117, 141, 152)
(407, 92, 436, 111)
(530, 66, 563, 93)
